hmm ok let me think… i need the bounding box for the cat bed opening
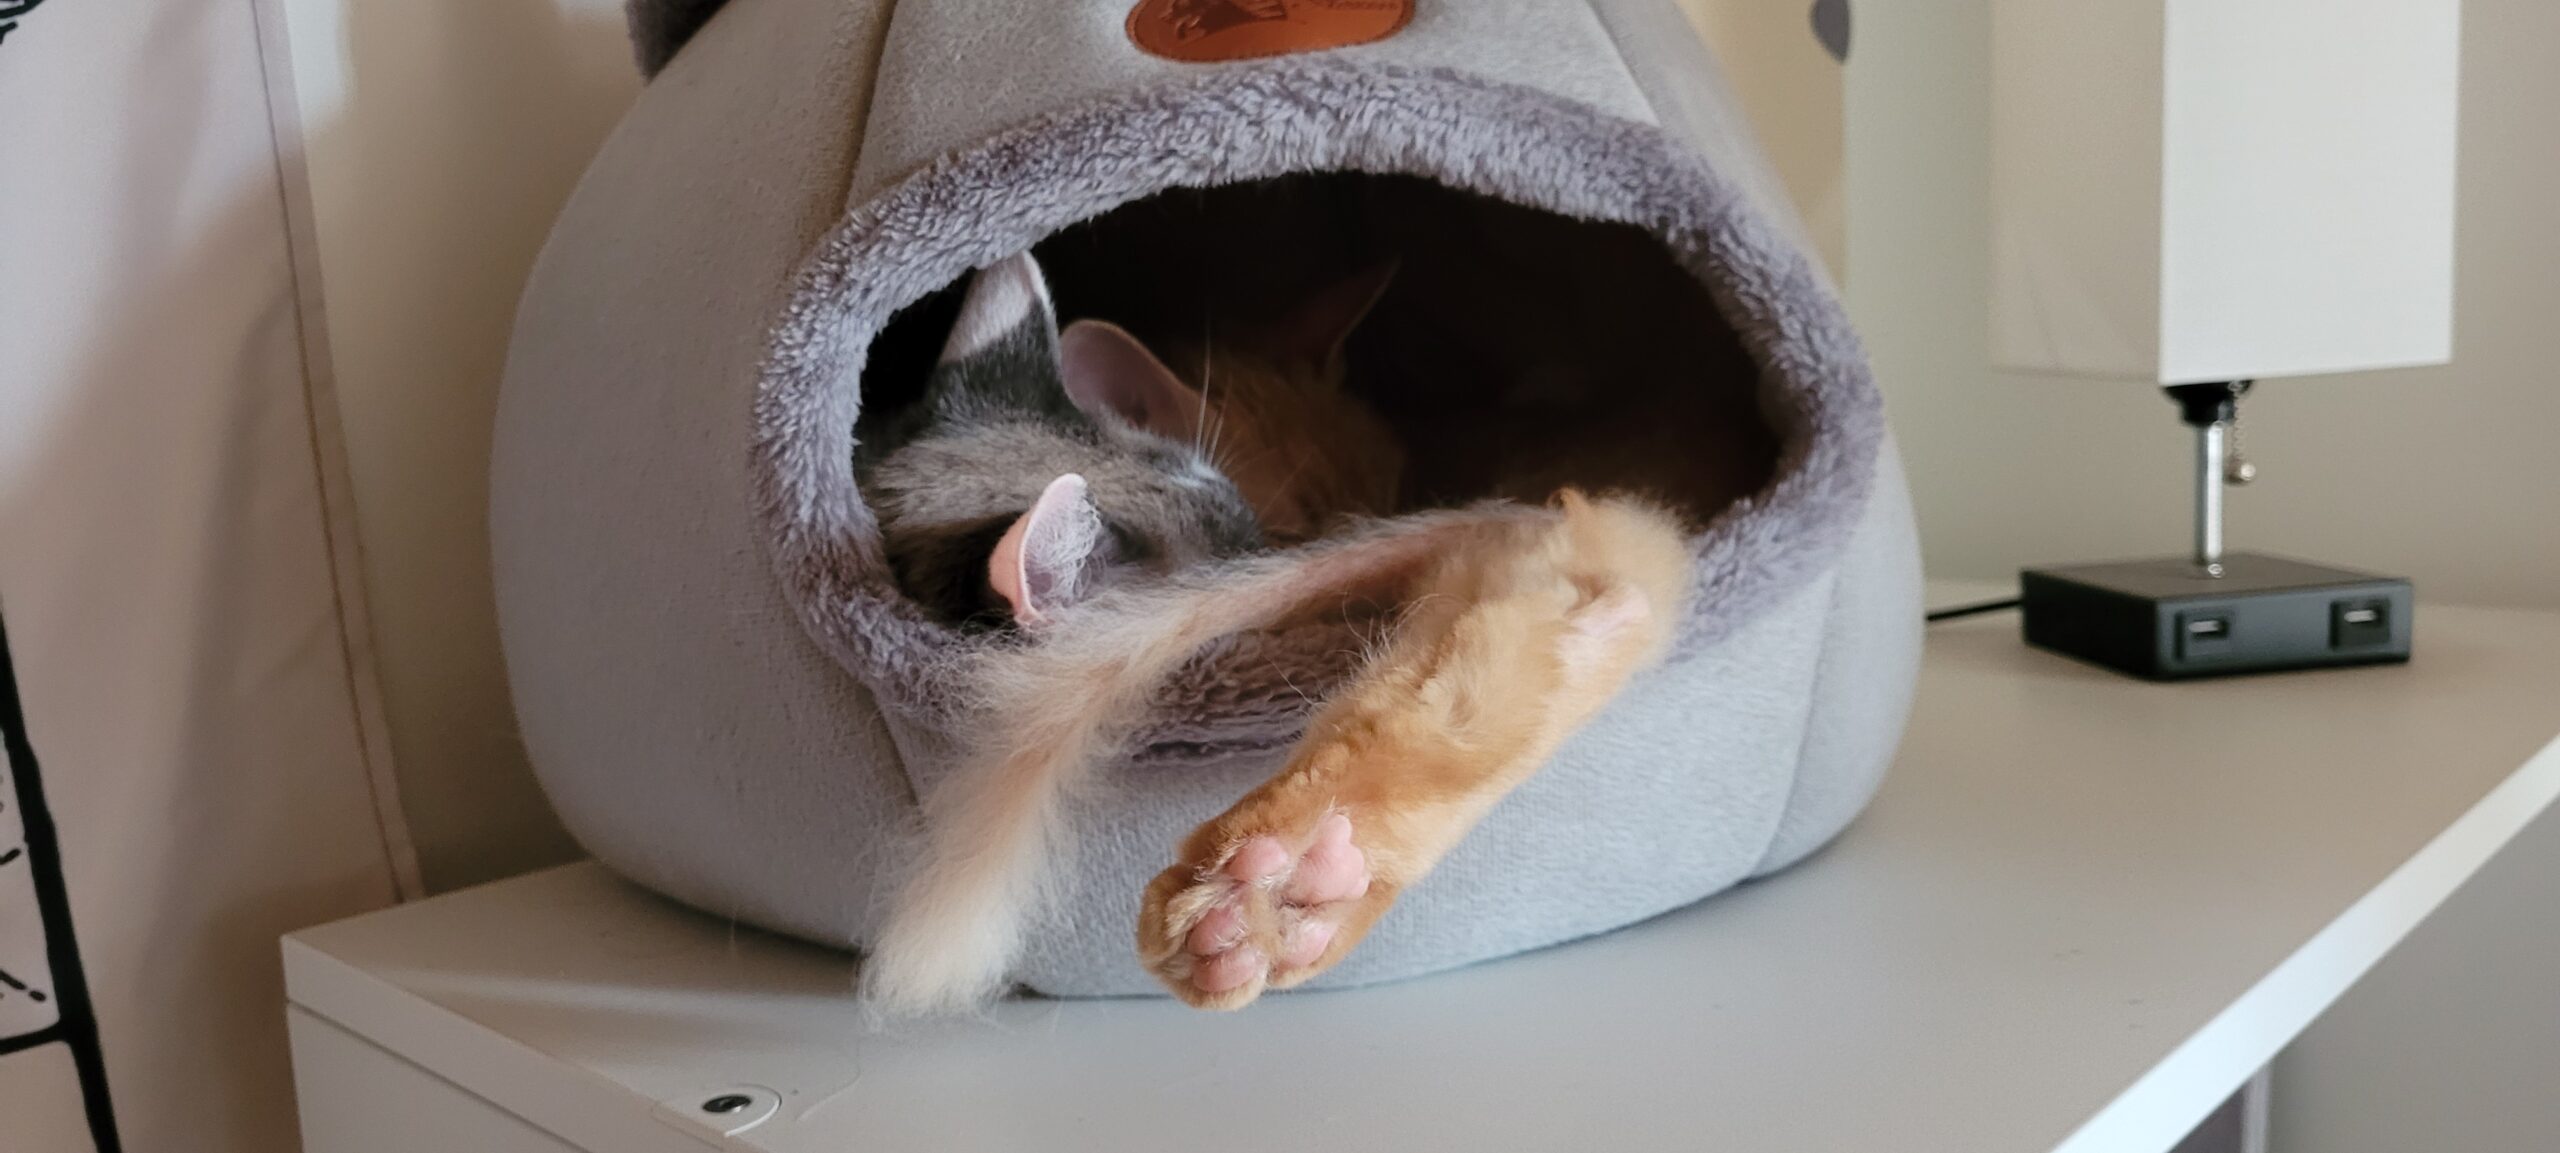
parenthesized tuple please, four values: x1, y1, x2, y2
(493, 0, 1923, 997)
(865, 173, 1782, 529)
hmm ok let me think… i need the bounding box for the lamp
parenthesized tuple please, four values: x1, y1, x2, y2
(1989, 0, 2460, 678)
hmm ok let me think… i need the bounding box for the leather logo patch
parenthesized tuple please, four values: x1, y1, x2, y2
(1128, 0, 1415, 64)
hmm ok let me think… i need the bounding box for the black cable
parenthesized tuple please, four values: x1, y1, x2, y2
(1925, 597, 2022, 624)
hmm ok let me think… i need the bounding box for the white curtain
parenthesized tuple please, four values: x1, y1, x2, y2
(0, 0, 416, 1149)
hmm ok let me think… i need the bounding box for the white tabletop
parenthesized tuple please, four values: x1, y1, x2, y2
(284, 593, 2560, 1153)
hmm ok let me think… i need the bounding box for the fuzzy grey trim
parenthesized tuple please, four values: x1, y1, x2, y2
(755, 59, 1885, 758)
(625, 0, 729, 76)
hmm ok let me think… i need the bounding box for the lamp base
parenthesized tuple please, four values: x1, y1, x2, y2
(2020, 552, 2412, 680)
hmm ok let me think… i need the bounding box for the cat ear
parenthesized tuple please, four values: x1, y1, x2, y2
(1268, 260, 1398, 369)
(1057, 320, 1207, 442)
(940, 250, 1058, 365)
(987, 473, 1106, 624)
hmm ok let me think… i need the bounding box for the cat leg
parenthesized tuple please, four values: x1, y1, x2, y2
(1137, 495, 1689, 1009)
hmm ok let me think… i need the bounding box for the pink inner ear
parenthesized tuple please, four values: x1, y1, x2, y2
(987, 473, 1098, 624)
(1059, 320, 1206, 441)
(988, 506, 1040, 623)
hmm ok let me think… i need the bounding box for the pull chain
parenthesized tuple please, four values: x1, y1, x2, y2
(2224, 402, 2257, 485)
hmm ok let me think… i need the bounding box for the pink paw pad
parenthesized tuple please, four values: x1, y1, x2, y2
(1182, 813, 1370, 994)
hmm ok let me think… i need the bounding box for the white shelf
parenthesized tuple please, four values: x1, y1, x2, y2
(286, 593, 2560, 1153)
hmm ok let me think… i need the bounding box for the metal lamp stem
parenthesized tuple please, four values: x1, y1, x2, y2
(2164, 381, 2253, 579)
(2195, 420, 2226, 574)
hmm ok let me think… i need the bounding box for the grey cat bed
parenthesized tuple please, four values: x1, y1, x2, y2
(492, 0, 1923, 997)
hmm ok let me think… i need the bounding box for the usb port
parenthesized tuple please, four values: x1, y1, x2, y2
(2178, 610, 2236, 659)
(2333, 598, 2392, 649)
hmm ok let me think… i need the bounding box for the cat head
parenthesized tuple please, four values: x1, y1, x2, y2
(921, 251, 1264, 625)
(1058, 261, 1402, 544)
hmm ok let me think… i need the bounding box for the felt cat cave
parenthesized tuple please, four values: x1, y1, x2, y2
(492, 0, 1924, 998)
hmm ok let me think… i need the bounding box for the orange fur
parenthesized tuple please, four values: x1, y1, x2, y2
(1136, 492, 1690, 1008)
(1178, 349, 1404, 544)
(864, 505, 1520, 1014)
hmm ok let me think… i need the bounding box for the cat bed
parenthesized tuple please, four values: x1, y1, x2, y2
(492, 0, 1923, 997)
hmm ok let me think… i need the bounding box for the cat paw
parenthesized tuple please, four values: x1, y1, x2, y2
(1138, 811, 1381, 1010)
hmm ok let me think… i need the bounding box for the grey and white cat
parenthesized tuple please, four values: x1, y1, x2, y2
(857, 253, 1264, 627)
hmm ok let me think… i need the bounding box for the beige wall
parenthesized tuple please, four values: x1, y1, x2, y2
(1849, 2, 2560, 1148)
(1678, 0, 1847, 278)
(1851, 0, 2560, 611)
(278, 0, 638, 889)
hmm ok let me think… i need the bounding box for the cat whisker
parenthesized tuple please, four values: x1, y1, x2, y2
(1193, 345, 1216, 453)
(1271, 453, 1315, 497)
(1211, 427, 1250, 477)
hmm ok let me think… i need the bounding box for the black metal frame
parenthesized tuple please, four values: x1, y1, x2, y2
(0, 614, 122, 1152)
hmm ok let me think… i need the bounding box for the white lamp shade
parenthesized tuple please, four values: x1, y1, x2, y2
(1991, 0, 2461, 385)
